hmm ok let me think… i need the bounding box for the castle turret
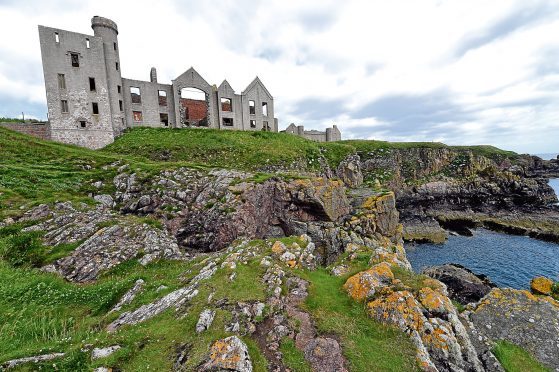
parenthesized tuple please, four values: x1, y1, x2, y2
(91, 16, 125, 133)
(326, 127, 333, 142)
(150, 67, 157, 83)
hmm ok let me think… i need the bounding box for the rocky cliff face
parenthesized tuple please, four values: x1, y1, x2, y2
(347, 147, 559, 243)
(6, 159, 558, 371)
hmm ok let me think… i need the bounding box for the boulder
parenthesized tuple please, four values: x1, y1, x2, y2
(530, 276, 553, 295)
(196, 309, 216, 333)
(402, 217, 448, 243)
(422, 264, 496, 305)
(343, 262, 394, 301)
(93, 194, 114, 208)
(304, 337, 347, 372)
(92, 345, 121, 359)
(200, 336, 252, 372)
(1, 353, 65, 370)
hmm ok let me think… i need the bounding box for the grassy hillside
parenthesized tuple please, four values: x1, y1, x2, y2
(0, 127, 542, 371)
(0, 126, 519, 220)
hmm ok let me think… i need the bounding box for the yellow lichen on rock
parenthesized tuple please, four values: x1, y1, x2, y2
(530, 276, 553, 295)
(418, 287, 452, 315)
(271, 241, 286, 255)
(343, 262, 394, 301)
(361, 192, 395, 210)
(367, 290, 425, 331)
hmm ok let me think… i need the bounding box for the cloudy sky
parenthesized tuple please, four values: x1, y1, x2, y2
(1, 0, 558, 153)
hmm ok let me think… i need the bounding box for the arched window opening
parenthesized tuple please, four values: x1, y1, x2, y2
(179, 87, 208, 126)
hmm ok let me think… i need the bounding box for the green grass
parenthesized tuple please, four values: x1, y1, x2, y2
(0, 223, 83, 268)
(0, 126, 526, 370)
(299, 268, 420, 371)
(492, 340, 551, 372)
(280, 338, 312, 372)
(0, 117, 25, 123)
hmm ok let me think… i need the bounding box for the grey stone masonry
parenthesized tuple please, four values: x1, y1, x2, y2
(284, 123, 341, 142)
(38, 16, 340, 149)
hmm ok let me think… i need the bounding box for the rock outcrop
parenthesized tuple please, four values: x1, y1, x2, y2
(464, 288, 559, 371)
(530, 276, 554, 296)
(24, 202, 184, 282)
(422, 264, 496, 305)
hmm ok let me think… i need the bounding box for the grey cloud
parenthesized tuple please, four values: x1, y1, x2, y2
(534, 47, 559, 76)
(353, 90, 474, 126)
(290, 97, 349, 120)
(453, 1, 558, 58)
(297, 9, 338, 32)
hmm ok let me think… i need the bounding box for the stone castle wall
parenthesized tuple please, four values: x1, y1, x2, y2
(0, 122, 51, 140)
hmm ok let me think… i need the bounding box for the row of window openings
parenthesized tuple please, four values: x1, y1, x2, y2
(67, 52, 118, 70)
(61, 100, 124, 114)
(130, 87, 168, 106)
(128, 112, 267, 130)
(54, 32, 117, 51)
(58, 74, 123, 99)
(130, 87, 267, 116)
(58, 74, 97, 91)
(131, 112, 170, 127)
(224, 118, 270, 129)
(223, 99, 268, 116)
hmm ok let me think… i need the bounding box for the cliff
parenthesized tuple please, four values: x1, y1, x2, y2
(1, 127, 557, 371)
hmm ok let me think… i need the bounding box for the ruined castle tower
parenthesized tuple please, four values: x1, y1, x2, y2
(38, 16, 123, 148)
(91, 16, 126, 136)
(38, 16, 290, 149)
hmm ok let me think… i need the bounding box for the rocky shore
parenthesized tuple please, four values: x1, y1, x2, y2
(348, 147, 559, 243)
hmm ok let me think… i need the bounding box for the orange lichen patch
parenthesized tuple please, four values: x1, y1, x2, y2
(531, 276, 553, 295)
(344, 262, 394, 301)
(207, 340, 242, 369)
(371, 251, 408, 269)
(286, 260, 297, 268)
(271, 241, 286, 255)
(367, 290, 426, 333)
(475, 288, 559, 313)
(361, 192, 395, 210)
(422, 323, 452, 352)
(418, 287, 452, 315)
(422, 278, 446, 293)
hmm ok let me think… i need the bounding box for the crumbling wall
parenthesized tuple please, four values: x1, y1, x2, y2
(0, 123, 51, 140)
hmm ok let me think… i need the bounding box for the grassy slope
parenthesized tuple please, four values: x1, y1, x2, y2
(492, 341, 551, 372)
(103, 128, 518, 171)
(0, 127, 525, 370)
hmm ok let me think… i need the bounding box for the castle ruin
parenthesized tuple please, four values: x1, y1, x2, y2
(37, 16, 339, 149)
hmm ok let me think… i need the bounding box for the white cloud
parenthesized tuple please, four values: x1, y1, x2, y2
(0, 0, 558, 153)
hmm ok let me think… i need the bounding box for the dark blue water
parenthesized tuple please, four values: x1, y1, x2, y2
(550, 178, 559, 200)
(405, 229, 559, 289)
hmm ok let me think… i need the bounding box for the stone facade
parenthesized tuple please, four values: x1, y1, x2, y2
(38, 16, 278, 149)
(284, 123, 341, 142)
(38, 16, 340, 149)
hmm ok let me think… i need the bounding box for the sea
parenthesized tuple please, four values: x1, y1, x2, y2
(405, 229, 559, 289)
(406, 154, 559, 289)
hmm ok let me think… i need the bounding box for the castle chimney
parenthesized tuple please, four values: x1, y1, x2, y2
(150, 67, 157, 83)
